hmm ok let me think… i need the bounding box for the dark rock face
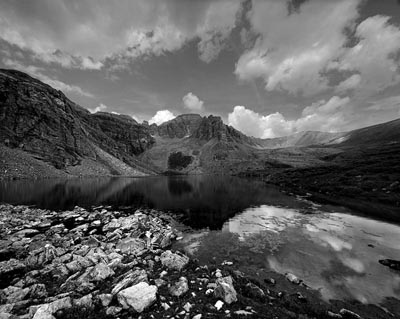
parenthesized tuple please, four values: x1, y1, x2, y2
(0, 69, 154, 172)
(90, 112, 154, 156)
(151, 114, 202, 138)
(0, 69, 94, 168)
(192, 115, 255, 145)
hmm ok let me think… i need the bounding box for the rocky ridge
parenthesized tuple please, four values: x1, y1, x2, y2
(0, 204, 396, 319)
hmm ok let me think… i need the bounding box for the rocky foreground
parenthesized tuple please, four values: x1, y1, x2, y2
(0, 205, 398, 319)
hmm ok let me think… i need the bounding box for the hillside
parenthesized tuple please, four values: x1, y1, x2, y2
(0, 69, 157, 178)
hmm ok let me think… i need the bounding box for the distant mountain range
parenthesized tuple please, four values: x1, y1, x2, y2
(1, 68, 400, 178)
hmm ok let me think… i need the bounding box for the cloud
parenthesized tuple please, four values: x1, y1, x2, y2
(335, 74, 361, 93)
(228, 96, 351, 138)
(182, 92, 204, 112)
(149, 110, 175, 125)
(235, 1, 400, 97)
(0, 0, 241, 69)
(228, 106, 294, 138)
(88, 103, 107, 114)
(2, 58, 93, 97)
(235, 0, 361, 96)
(332, 15, 400, 94)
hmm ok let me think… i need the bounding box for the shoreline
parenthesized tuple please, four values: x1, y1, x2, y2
(0, 204, 399, 319)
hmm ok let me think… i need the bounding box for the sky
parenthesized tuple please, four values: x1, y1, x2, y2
(1, 0, 400, 138)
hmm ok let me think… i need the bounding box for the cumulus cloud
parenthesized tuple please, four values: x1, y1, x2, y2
(235, 0, 360, 96)
(0, 0, 241, 69)
(149, 110, 176, 125)
(182, 92, 204, 112)
(228, 96, 351, 138)
(333, 15, 400, 94)
(88, 103, 107, 114)
(2, 58, 93, 97)
(235, 0, 400, 96)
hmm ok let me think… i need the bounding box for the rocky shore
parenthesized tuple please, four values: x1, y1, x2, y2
(0, 205, 398, 319)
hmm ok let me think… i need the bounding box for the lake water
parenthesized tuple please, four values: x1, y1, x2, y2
(1, 175, 400, 304)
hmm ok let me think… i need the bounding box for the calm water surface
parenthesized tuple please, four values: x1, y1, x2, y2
(1, 175, 399, 304)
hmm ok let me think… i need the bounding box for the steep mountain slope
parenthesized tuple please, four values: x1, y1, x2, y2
(333, 118, 400, 147)
(0, 69, 156, 177)
(255, 131, 345, 149)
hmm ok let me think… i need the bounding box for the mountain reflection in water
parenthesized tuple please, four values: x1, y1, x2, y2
(0, 175, 304, 229)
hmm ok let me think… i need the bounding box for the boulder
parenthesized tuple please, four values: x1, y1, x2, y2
(111, 269, 148, 295)
(116, 238, 146, 256)
(32, 297, 72, 319)
(214, 276, 237, 304)
(169, 277, 189, 297)
(160, 250, 189, 271)
(0, 258, 25, 276)
(117, 282, 157, 313)
(88, 263, 115, 282)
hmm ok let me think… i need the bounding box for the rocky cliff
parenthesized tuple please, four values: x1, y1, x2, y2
(0, 69, 156, 177)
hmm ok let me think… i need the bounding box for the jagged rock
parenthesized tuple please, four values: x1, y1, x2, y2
(98, 294, 112, 307)
(214, 276, 237, 304)
(111, 269, 148, 295)
(117, 282, 157, 312)
(169, 277, 189, 297)
(106, 306, 122, 316)
(32, 297, 72, 319)
(82, 262, 115, 282)
(73, 293, 93, 308)
(160, 250, 189, 271)
(29, 284, 48, 299)
(26, 245, 58, 267)
(1, 286, 30, 302)
(116, 238, 146, 255)
(0, 258, 25, 276)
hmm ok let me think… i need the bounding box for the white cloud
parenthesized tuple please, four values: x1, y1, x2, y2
(228, 96, 351, 138)
(88, 103, 107, 114)
(228, 106, 294, 138)
(182, 92, 204, 112)
(235, 1, 400, 97)
(235, 0, 361, 96)
(2, 58, 93, 97)
(149, 110, 176, 125)
(0, 0, 241, 69)
(333, 15, 400, 94)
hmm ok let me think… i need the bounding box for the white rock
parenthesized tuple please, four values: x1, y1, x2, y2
(215, 300, 224, 311)
(285, 272, 301, 285)
(214, 276, 237, 304)
(117, 282, 157, 313)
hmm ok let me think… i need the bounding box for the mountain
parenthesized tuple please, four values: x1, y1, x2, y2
(1, 68, 400, 179)
(0, 69, 156, 178)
